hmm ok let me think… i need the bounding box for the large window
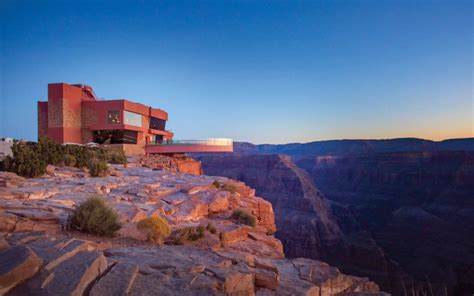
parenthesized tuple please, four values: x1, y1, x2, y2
(150, 117, 166, 130)
(150, 135, 163, 144)
(93, 130, 138, 144)
(124, 111, 142, 127)
(107, 110, 121, 124)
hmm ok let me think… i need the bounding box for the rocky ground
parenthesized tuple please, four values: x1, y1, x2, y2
(0, 158, 387, 295)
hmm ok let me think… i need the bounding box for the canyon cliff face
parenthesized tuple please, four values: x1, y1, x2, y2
(199, 154, 404, 293)
(199, 154, 342, 259)
(297, 151, 474, 295)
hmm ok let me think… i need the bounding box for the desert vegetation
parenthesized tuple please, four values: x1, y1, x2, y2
(0, 136, 127, 177)
(68, 195, 121, 236)
(232, 209, 257, 227)
(88, 158, 109, 177)
(137, 216, 171, 244)
(173, 223, 217, 244)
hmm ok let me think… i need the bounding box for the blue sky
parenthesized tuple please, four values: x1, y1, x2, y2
(1, 0, 472, 144)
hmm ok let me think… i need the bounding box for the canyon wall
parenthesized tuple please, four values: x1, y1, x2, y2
(297, 151, 474, 295)
(198, 139, 474, 295)
(199, 154, 405, 293)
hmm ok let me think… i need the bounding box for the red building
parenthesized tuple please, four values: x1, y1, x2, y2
(38, 83, 233, 155)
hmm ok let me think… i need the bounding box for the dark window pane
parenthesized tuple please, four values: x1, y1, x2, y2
(93, 130, 137, 144)
(150, 117, 166, 130)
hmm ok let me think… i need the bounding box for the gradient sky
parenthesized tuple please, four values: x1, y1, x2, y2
(1, 0, 472, 144)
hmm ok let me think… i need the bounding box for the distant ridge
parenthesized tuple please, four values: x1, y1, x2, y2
(233, 137, 474, 156)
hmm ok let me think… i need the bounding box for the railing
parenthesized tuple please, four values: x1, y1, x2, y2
(149, 138, 233, 146)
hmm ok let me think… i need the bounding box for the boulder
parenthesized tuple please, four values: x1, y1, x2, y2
(208, 191, 230, 214)
(255, 268, 279, 290)
(220, 226, 250, 246)
(224, 272, 254, 296)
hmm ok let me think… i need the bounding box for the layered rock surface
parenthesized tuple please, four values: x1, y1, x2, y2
(0, 161, 386, 295)
(198, 142, 474, 295)
(297, 151, 474, 295)
(199, 154, 406, 293)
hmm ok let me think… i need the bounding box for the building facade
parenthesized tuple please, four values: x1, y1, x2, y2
(38, 83, 232, 155)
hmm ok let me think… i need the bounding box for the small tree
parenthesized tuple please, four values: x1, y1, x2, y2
(69, 195, 121, 236)
(137, 216, 171, 244)
(4, 141, 46, 177)
(37, 136, 64, 166)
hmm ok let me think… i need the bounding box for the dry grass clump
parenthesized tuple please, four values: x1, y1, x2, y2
(137, 216, 171, 244)
(232, 209, 257, 227)
(69, 195, 121, 236)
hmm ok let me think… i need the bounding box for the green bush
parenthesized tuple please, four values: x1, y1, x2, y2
(63, 154, 76, 167)
(105, 149, 128, 165)
(69, 195, 121, 236)
(88, 158, 109, 177)
(137, 216, 171, 244)
(37, 136, 64, 166)
(63, 145, 91, 168)
(4, 141, 46, 178)
(232, 209, 257, 227)
(212, 180, 221, 189)
(174, 224, 217, 244)
(4, 137, 127, 177)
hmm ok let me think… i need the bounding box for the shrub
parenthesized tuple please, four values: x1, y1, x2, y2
(88, 158, 109, 177)
(63, 145, 91, 168)
(181, 227, 204, 241)
(37, 136, 64, 166)
(137, 216, 171, 244)
(232, 209, 257, 227)
(63, 154, 76, 167)
(4, 141, 46, 177)
(69, 195, 121, 236)
(212, 180, 221, 189)
(105, 149, 128, 165)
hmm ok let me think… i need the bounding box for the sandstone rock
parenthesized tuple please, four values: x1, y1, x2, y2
(188, 186, 204, 195)
(43, 251, 107, 296)
(0, 238, 9, 250)
(220, 226, 250, 246)
(90, 262, 138, 296)
(248, 232, 283, 256)
(0, 172, 25, 188)
(0, 244, 43, 294)
(46, 165, 56, 175)
(224, 272, 254, 296)
(255, 268, 279, 290)
(189, 264, 206, 273)
(208, 191, 230, 213)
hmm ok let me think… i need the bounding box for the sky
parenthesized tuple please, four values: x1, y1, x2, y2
(0, 0, 472, 144)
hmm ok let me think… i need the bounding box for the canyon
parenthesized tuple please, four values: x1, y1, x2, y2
(0, 156, 386, 295)
(197, 138, 474, 295)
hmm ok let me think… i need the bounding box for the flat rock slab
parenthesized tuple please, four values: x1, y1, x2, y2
(90, 262, 138, 296)
(43, 251, 107, 296)
(0, 244, 42, 294)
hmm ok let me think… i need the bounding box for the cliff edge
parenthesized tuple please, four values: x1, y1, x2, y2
(0, 158, 387, 295)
